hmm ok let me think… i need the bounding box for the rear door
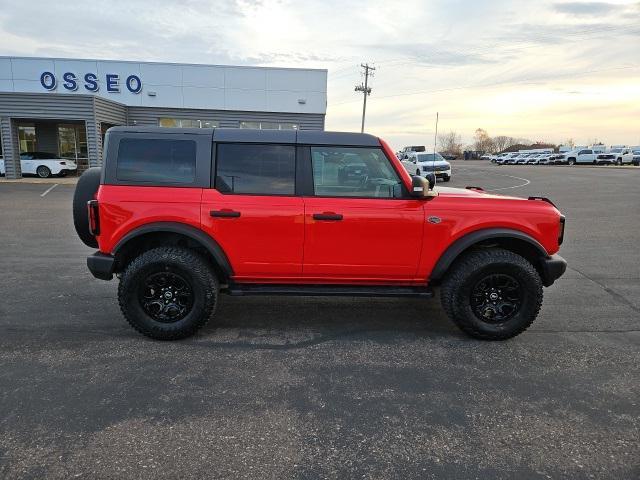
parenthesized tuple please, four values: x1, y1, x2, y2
(201, 142, 304, 280)
(301, 145, 425, 281)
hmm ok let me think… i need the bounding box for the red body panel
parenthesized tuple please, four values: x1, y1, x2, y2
(96, 185, 203, 253)
(303, 197, 425, 281)
(95, 137, 563, 286)
(200, 190, 304, 279)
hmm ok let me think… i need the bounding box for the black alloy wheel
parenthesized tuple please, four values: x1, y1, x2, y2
(139, 271, 194, 323)
(470, 273, 522, 323)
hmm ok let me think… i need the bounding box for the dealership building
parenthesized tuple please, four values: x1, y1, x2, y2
(0, 56, 327, 178)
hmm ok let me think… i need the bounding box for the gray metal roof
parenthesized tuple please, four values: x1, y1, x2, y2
(106, 126, 379, 146)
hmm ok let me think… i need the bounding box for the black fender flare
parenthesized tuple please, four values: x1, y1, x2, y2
(430, 228, 548, 282)
(113, 222, 234, 277)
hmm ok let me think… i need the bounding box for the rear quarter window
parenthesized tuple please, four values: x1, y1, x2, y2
(116, 138, 196, 184)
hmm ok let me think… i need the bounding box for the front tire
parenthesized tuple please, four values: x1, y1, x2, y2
(568, 159, 576, 165)
(118, 247, 219, 340)
(443, 175, 451, 182)
(440, 248, 543, 340)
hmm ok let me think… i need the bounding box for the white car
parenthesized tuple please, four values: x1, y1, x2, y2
(565, 148, 598, 165)
(0, 152, 77, 178)
(536, 153, 555, 165)
(608, 147, 634, 165)
(401, 152, 452, 182)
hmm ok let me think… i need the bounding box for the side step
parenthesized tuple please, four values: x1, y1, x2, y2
(226, 283, 433, 298)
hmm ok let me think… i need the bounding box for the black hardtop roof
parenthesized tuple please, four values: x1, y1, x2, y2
(106, 126, 380, 147)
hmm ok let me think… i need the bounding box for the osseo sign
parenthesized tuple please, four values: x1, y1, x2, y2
(40, 71, 142, 94)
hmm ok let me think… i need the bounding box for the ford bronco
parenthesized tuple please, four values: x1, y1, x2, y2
(73, 127, 566, 341)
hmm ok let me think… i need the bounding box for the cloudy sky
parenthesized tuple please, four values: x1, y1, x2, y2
(0, 0, 638, 148)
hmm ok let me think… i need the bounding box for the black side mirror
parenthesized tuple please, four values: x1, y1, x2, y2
(410, 175, 438, 198)
(424, 172, 436, 189)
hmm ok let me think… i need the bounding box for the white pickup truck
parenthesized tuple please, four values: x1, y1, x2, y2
(0, 152, 77, 178)
(565, 148, 599, 165)
(608, 147, 635, 165)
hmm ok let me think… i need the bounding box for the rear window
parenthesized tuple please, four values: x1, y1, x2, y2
(116, 138, 196, 184)
(215, 143, 295, 195)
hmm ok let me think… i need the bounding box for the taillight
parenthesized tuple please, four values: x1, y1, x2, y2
(558, 215, 565, 246)
(87, 200, 100, 236)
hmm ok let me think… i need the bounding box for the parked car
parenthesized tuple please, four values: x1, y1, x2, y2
(536, 153, 555, 165)
(632, 149, 640, 166)
(0, 152, 77, 178)
(440, 153, 458, 160)
(565, 148, 598, 165)
(72, 126, 566, 341)
(397, 146, 426, 159)
(608, 147, 635, 165)
(401, 152, 452, 181)
(595, 152, 616, 165)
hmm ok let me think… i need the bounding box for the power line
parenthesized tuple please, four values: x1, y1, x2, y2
(354, 63, 375, 133)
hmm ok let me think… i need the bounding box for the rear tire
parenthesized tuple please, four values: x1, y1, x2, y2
(440, 248, 543, 340)
(36, 165, 51, 178)
(118, 247, 219, 340)
(568, 159, 576, 165)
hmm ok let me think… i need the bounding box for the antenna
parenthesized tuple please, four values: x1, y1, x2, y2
(433, 112, 439, 174)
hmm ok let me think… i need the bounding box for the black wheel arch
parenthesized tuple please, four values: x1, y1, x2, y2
(112, 222, 233, 281)
(430, 228, 549, 285)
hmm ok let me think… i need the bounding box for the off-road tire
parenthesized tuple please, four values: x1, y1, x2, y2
(72, 167, 102, 247)
(118, 247, 219, 340)
(440, 248, 543, 340)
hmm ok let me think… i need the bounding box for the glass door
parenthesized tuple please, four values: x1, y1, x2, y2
(58, 123, 88, 173)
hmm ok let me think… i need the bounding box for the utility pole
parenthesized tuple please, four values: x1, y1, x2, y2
(355, 63, 375, 133)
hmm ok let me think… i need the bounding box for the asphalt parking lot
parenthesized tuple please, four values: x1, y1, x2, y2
(1, 162, 639, 479)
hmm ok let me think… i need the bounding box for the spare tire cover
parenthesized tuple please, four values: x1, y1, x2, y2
(72, 167, 102, 248)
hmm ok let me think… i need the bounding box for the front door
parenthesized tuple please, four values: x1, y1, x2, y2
(302, 145, 425, 281)
(201, 142, 304, 280)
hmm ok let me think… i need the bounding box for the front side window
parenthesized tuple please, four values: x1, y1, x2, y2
(116, 138, 196, 184)
(311, 147, 402, 198)
(215, 143, 295, 195)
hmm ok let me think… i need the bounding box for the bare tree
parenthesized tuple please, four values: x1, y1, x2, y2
(492, 135, 517, 153)
(473, 128, 494, 153)
(564, 138, 575, 148)
(438, 131, 463, 156)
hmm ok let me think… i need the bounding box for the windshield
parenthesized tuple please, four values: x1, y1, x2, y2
(416, 153, 445, 162)
(610, 148, 622, 153)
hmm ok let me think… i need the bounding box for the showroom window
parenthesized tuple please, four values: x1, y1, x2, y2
(159, 118, 218, 128)
(58, 124, 88, 163)
(116, 138, 197, 184)
(18, 124, 36, 153)
(310, 146, 403, 198)
(239, 121, 298, 130)
(215, 143, 295, 195)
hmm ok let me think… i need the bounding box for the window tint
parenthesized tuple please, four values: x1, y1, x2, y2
(311, 147, 402, 198)
(215, 143, 295, 195)
(116, 138, 196, 184)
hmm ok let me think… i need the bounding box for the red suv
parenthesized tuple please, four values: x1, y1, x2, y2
(73, 127, 566, 341)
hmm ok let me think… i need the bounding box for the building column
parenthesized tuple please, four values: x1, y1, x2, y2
(1, 117, 21, 179)
(85, 119, 102, 167)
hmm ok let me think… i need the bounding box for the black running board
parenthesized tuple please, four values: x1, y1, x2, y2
(226, 284, 433, 298)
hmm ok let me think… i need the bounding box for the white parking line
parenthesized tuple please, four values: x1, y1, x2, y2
(40, 184, 59, 197)
(485, 174, 531, 191)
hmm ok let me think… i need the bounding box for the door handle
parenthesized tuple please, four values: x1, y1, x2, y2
(210, 210, 241, 218)
(313, 213, 343, 221)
